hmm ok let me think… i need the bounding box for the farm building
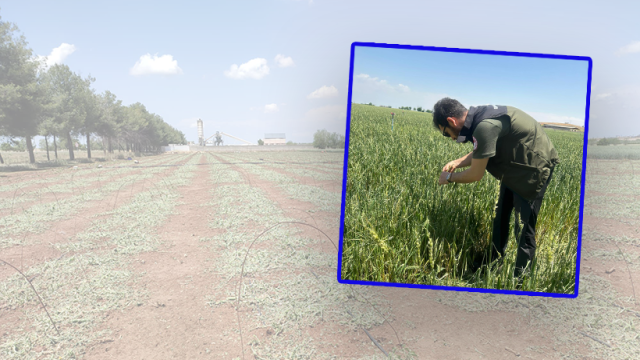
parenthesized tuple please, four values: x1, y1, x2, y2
(540, 122, 584, 132)
(264, 133, 286, 145)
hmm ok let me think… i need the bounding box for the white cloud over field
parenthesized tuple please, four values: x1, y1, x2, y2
(224, 58, 269, 79)
(37, 43, 76, 69)
(130, 54, 183, 76)
(264, 103, 279, 113)
(303, 105, 347, 133)
(274, 54, 294, 68)
(352, 73, 446, 110)
(616, 41, 640, 56)
(594, 93, 612, 101)
(307, 85, 338, 99)
(354, 73, 410, 93)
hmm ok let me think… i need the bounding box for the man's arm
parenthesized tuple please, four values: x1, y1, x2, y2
(442, 151, 473, 172)
(439, 157, 489, 185)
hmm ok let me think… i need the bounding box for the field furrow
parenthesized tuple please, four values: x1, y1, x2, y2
(0, 154, 202, 359)
(199, 155, 404, 359)
(0, 154, 193, 248)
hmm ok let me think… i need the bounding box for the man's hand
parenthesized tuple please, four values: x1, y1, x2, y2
(442, 160, 460, 173)
(439, 171, 451, 185)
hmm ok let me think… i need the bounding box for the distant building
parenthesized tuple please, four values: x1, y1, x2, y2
(539, 122, 584, 132)
(264, 133, 286, 145)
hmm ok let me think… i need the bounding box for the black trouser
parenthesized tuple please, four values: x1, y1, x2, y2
(490, 169, 554, 277)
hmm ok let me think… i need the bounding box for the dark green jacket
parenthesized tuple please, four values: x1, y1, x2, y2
(459, 105, 559, 200)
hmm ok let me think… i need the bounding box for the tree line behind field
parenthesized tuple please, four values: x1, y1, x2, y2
(362, 103, 432, 113)
(588, 137, 640, 146)
(0, 15, 186, 164)
(313, 130, 345, 149)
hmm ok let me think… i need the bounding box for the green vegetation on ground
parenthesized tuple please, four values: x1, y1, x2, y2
(587, 143, 640, 159)
(342, 104, 582, 293)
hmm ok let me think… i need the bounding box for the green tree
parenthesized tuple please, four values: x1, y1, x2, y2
(0, 16, 47, 163)
(597, 137, 621, 146)
(258, 139, 264, 145)
(313, 130, 345, 149)
(124, 102, 152, 154)
(98, 91, 125, 154)
(313, 129, 329, 149)
(78, 84, 101, 159)
(41, 64, 91, 161)
(0, 131, 7, 163)
(1, 137, 26, 151)
(39, 117, 62, 160)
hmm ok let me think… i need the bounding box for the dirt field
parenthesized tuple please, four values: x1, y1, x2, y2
(1, 151, 638, 359)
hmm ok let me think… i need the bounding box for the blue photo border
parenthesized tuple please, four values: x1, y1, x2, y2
(337, 41, 592, 298)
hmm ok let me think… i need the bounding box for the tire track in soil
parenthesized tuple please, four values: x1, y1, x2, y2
(214, 157, 337, 201)
(0, 154, 200, 358)
(0, 154, 196, 283)
(217, 154, 338, 255)
(218, 154, 587, 359)
(220, 152, 343, 175)
(224, 154, 343, 176)
(0, 156, 175, 218)
(0, 157, 164, 194)
(83, 154, 245, 359)
(0, 154, 172, 192)
(582, 226, 640, 302)
(257, 163, 342, 194)
(216, 154, 399, 359)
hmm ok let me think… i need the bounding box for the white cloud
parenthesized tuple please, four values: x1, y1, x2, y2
(527, 111, 584, 127)
(589, 86, 640, 137)
(354, 73, 409, 93)
(616, 41, 640, 56)
(303, 105, 347, 133)
(264, 103, 279, 113)
(224, 58, 269, 79)
(130, 54, 183, 76)
(274, 54, 294, 68)
(307, 85, 338, 99)
(352, 73, 443, 110)
(37, 43, 76, 69)
(594, 93, 612, 101)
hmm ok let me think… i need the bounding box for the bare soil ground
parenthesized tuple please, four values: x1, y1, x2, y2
(1, 154, 638, 359)
(0, 155, 194, 282)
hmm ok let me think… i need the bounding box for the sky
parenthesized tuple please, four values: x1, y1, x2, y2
(352, 46, 589, 126)
(1, 0, 639, 142)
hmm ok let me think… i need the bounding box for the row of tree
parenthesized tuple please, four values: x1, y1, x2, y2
(364, 103, 432, 113)
(594, 137, 640, 146)
(0, 135, 109, 152)
(0, 16, 186, 164)
(398, 106, 432, 113)
(596, 137, 622, 146)
(313, 129, 345, 149)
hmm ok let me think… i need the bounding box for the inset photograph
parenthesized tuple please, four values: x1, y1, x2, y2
(339, 43, 591, 296)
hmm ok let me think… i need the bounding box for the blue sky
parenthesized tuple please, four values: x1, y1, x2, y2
(2, 0, 639, 141)
(352, 46, 590, 126)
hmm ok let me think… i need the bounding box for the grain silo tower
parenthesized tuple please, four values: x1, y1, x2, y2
(197, 119, 204, 146)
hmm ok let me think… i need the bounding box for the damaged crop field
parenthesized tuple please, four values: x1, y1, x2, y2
(1, 148, 639, 359)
